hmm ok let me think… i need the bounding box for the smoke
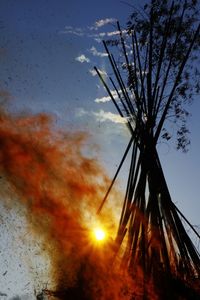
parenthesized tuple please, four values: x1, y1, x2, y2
(0, 107, 136, 299)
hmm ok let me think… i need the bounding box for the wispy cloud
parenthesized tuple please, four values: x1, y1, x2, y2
(62, 26, 84, 36)
(75, 54, 90, 63)
(89, 69, 107, 77)
(94, 18, 117, 29)
(76, 108, 126, 124)
(61, 20, 122, 43)
(93, 109, 126, 124)
(94, 90, 121, 103)
(76, 107, 88, 117)
(107, 30, 127, 36)
(94, 95, 111, 103)
(89, 69, 98, 77)
(90, 46, 108, 57)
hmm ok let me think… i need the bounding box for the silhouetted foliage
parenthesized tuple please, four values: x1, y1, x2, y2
(105, 0, 200, 151)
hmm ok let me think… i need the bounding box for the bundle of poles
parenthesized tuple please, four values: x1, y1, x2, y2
(95, 6, 200, 298)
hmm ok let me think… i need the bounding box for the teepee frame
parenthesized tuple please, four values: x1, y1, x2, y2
(95, 2, 200, 297)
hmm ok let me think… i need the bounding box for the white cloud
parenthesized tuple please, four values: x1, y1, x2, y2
(107, 29, 127, 36)
(99, 32, 106, 37)
(76, 108, 126, 125)
(95, 18, 116, 28)
(93, 109, 127, 124)
(94, 95, 111, 103)
(89, 69, 97, 76)
(89, 68, 107, 77)
(75, 54, 90, 63)
(94, 90, 120, 103)
(107, 30, 120, 36)
(90, 46, 108, 57)
(94, 38, 102, 43)
(61, 23, 126, 44)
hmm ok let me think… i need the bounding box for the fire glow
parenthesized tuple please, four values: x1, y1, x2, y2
(0, 107, 134, 299)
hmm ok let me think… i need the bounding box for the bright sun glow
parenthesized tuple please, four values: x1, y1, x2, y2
(93, 228, 106, 241)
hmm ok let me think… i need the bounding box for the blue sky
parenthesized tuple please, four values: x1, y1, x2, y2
(0, 0, 200, 298)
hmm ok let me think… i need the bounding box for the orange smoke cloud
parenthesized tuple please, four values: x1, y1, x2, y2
(0, 107, 137, 299)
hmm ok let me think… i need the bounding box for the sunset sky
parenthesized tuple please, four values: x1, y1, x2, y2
(0, 0, 200, 298)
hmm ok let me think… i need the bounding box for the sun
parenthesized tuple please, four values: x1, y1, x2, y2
(93, 227, 106, 242)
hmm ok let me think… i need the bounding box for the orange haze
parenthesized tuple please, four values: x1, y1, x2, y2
(0, 108, 140, 299)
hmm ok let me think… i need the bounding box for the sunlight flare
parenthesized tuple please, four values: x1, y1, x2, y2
(93, 227, 106, 242)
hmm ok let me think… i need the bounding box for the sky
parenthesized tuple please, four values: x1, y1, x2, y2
(0, 0, 200, 298)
